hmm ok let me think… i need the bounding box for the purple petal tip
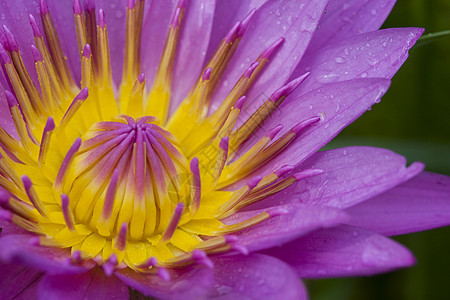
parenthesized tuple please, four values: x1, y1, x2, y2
(267, 124, 283, 139)
(202, 68, 212, 82)
(293, 169, 324, 181)
(0, 43, 11, 64)
(98, 9, 106, 27)
(2, 26, 18, 52)
(219, 136, 229, 151)
(29, 15, 43, 38)
(261, 37, 285, 59)
(225, 21, 241, 43)
(73, 0, 82, 15)
(274, 165, 294, 177)
(244, 62, 259, 78)
(157, 268, 171, 282)
(83, 44, 91, 58)
(234, 96, 246, 110)
(31, 45, 42, 62)
(75, 87, 89, 101)
(40, 0, 49, 15)
(127, 0, 136, 10)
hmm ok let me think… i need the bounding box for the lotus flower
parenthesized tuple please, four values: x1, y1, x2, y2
(0, 0, 449, 299)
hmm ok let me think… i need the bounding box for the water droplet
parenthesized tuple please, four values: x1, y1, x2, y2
(382, 41, 387, 47)
(344, 48, 350, 56)
(370, 9, 377, 15)
(360, 72, 368, 78)
(309, 104, 313, 110)
(335, 57, 345, 63)
(323, 9, 327, 14)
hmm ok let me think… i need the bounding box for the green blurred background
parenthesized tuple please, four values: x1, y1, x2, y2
(311, 0, 450, 299)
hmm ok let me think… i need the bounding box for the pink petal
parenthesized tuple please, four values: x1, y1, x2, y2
(211, 0, 328, 115)
(249, 147, 424, 210)
(37, 268, 129, 300)
(169, 0, 216, 114)
(262, 225, 415, 278)
(307, 0, 397, 51)
(211, 254, 307, 300)
(0, 234, 93, 274)
(0, 262, 42, 300)
(346, 171, 450, 236)
(224, 203, 348, 252)
(116, 265, 214, 300)
(292, 28, 423, 94)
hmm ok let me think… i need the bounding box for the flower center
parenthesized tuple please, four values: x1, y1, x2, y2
(62, 116, 189, 241)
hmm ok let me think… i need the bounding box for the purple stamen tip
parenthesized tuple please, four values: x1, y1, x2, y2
(5, 90, 18, 107)
(274, 165, 294, 177)
(40, 0, 50, 15)
(72, 250, 82, 262)
(234, 96, 246, 110)
(231, 243, 249, 255)
(287, 72, 310, 94)
(157, 268, 171, 282)
(225, 21, 241, 43)
(44, 117, 56, 132)
(269, 85, 289, 102)
(29, 15, 43, 38)
(175, 202, 185, 214)
(237, 8, 256, 37)
(73, 0, 82, 15)
(224, 235, 238, 243)
(244, 61, 259, 78)
(83, 44, 91, 58)
(98, 9, 106, 27)
(138, 73, 145, 83)
(192, 250, 214, 269)
(0, 43, 10, 64)
(190, 157, 199, 172)
(0, 30, 8, 50)
(268, 207, 289, 217)
(148, 257, 158, 266)
(267, 124, 283, 139)
(21, 175, 33, 190)
(31, 45, 43, 62)
(291, 116, 321, 134)
(202, 67, 212, 82)
(247, 176, 263, 190)
(84, 0, 95, 11)
(293, 169, 324, 181)
(75, 87, 89, 101)
(127, 0, 136, 10)
(2, 26, 18, 52)
(171, 7, 181, 28)
(219, 136, 229, 151)
(261, 37, 285, 59)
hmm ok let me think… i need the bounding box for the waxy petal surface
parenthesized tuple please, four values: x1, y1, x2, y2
(37, 268, 129, 300)
(249, 147, 424, 210)
(307, 0, 396, 51)
(0, 262, 42, 300)
(263, 225, 415, 278)
(210, 254, 307, 300)
(0, 234, 93, 274)
(224, 203, 348, 252)
(116, 265, 214, 300)
(346, 172, 450, 236)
